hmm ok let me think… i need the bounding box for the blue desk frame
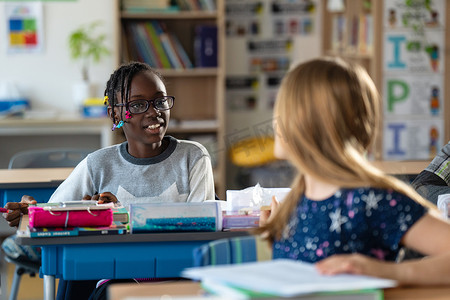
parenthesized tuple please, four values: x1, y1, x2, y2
(1, 182, 60, 207)
(16, 231, 248, 300)
(0, 168, 72, 206)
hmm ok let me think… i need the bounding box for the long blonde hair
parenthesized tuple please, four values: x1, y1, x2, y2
(257, 57, 435, 242)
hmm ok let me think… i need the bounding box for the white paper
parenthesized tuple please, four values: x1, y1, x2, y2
(182, 259, 397, 298)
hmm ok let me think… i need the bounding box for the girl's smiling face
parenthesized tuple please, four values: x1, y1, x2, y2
(115, 70, 170, 158)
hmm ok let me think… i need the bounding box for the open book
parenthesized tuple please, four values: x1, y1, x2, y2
(182, 259, 396, 298)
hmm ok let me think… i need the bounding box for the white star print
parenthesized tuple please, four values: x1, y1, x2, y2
(329, 208, 349, 233)
(361, 190, 383, 213)
(305, 237, 316, 250)
(398, 214, 409, 231)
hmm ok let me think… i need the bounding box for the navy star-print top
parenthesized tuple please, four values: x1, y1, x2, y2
(273, 187, 426, 262)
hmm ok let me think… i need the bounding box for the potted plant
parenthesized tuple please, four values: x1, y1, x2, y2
(68, 21, 110, 110)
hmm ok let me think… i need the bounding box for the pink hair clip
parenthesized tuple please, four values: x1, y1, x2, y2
(125, 110, 132, 119)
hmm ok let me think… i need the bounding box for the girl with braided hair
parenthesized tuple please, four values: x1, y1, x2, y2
(4, 61, 215, 218)
(3, 61, 215, 299)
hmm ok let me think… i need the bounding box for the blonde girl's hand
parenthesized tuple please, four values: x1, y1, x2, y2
(315, 253, 395, 279)
(84, 192, 118, 204)
(4, 195, 37, 227)
(259, 196, 280, 226)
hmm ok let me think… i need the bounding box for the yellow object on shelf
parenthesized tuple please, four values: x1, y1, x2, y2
(229, 136, 277, 167)
(83, 97, 107, 118)
(83, 97, 105, 106)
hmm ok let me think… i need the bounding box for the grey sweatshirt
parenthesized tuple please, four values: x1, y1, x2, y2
(49, 136, 215, 207)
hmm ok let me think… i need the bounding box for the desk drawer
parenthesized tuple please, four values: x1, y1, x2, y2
(40, 239, 212, 280)
(61, 244, 157, 280)
(63, 245, 117, 279)
(155, 241, 204, 277)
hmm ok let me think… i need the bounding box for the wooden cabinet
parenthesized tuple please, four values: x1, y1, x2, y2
(117, 0, 226, 198)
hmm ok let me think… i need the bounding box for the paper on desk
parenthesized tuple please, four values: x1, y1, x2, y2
(182, 259, 397, 298)
(124, 297, 227, 300)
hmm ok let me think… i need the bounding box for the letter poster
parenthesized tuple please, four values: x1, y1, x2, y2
(383, 0, 446, 160)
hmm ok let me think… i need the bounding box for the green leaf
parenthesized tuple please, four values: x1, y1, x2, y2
(68, 21, 110, 81)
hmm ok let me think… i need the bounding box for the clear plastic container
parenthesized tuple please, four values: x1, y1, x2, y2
(129, 202, 222, 233)
(437, 194, 450, 219)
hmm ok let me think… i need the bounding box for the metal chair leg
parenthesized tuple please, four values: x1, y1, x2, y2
(8, 266, 24, 300)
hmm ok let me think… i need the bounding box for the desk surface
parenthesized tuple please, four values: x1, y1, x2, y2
(0, 167, 73, 187)
(371, 160, 430, 175)
(384, 286, 450, 299)
(0, 116, 110, 128)
(16, 230, 249, 246)
(108, 281, 450, 300)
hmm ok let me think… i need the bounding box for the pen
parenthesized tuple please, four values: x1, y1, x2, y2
(0, 208, 10, 213)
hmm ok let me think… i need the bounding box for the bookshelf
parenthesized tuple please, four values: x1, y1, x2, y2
(322, 0, 381, 88)
(322, 0, 382, 158)
(117, 0, 226, 198)
(322, 0, 450, 165)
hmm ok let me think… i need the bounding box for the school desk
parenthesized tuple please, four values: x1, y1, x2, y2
(108, 280, 450, 300)
(15, 230, 249, 300)
(0, 168, 73, 206)
(371, 160, 431, 176)
(0, 116, 113, 168)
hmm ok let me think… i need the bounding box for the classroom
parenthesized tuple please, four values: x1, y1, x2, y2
(0, 0, 449, 299)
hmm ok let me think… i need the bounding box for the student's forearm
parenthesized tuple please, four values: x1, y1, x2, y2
(393, 253, 450, 285)
(315, 252, 450, 286)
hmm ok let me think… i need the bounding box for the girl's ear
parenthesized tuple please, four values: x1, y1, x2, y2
(107, 107, 115, 121)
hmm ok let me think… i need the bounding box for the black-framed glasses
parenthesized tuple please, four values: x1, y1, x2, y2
(114, 96, 175, 114)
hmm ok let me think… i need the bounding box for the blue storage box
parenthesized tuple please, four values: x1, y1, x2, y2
(0, 99, 29, 115)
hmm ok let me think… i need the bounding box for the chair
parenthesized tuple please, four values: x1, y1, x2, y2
(4, 256, 40, 300)
(8, 148, 93, 169)
(193, 235, 272, 267)
(3, 148, 94, 300)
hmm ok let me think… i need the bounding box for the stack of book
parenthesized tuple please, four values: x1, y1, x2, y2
(25, 221, 127, 238)
(182, 259, 397, 299)
(123, 21, 193, 69)
(18, 202, 129, 238)
(113, 205, 130, 224)
(122, 0, 177, 13)
(175, 0, 216, 12)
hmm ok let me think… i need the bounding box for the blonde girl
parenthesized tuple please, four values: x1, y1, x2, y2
(257, 57, 450, 285)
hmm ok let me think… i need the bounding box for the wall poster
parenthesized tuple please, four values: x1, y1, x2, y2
(4, 2, 44, 54)
(382, 0, 446, 160)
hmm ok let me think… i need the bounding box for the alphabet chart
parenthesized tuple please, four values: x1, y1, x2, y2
(382, 0, 446, 160)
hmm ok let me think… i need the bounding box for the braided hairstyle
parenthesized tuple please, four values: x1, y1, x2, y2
(104, 61, 164, 125)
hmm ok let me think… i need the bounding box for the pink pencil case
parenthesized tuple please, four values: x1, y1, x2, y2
(28, 206, 113, 228)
